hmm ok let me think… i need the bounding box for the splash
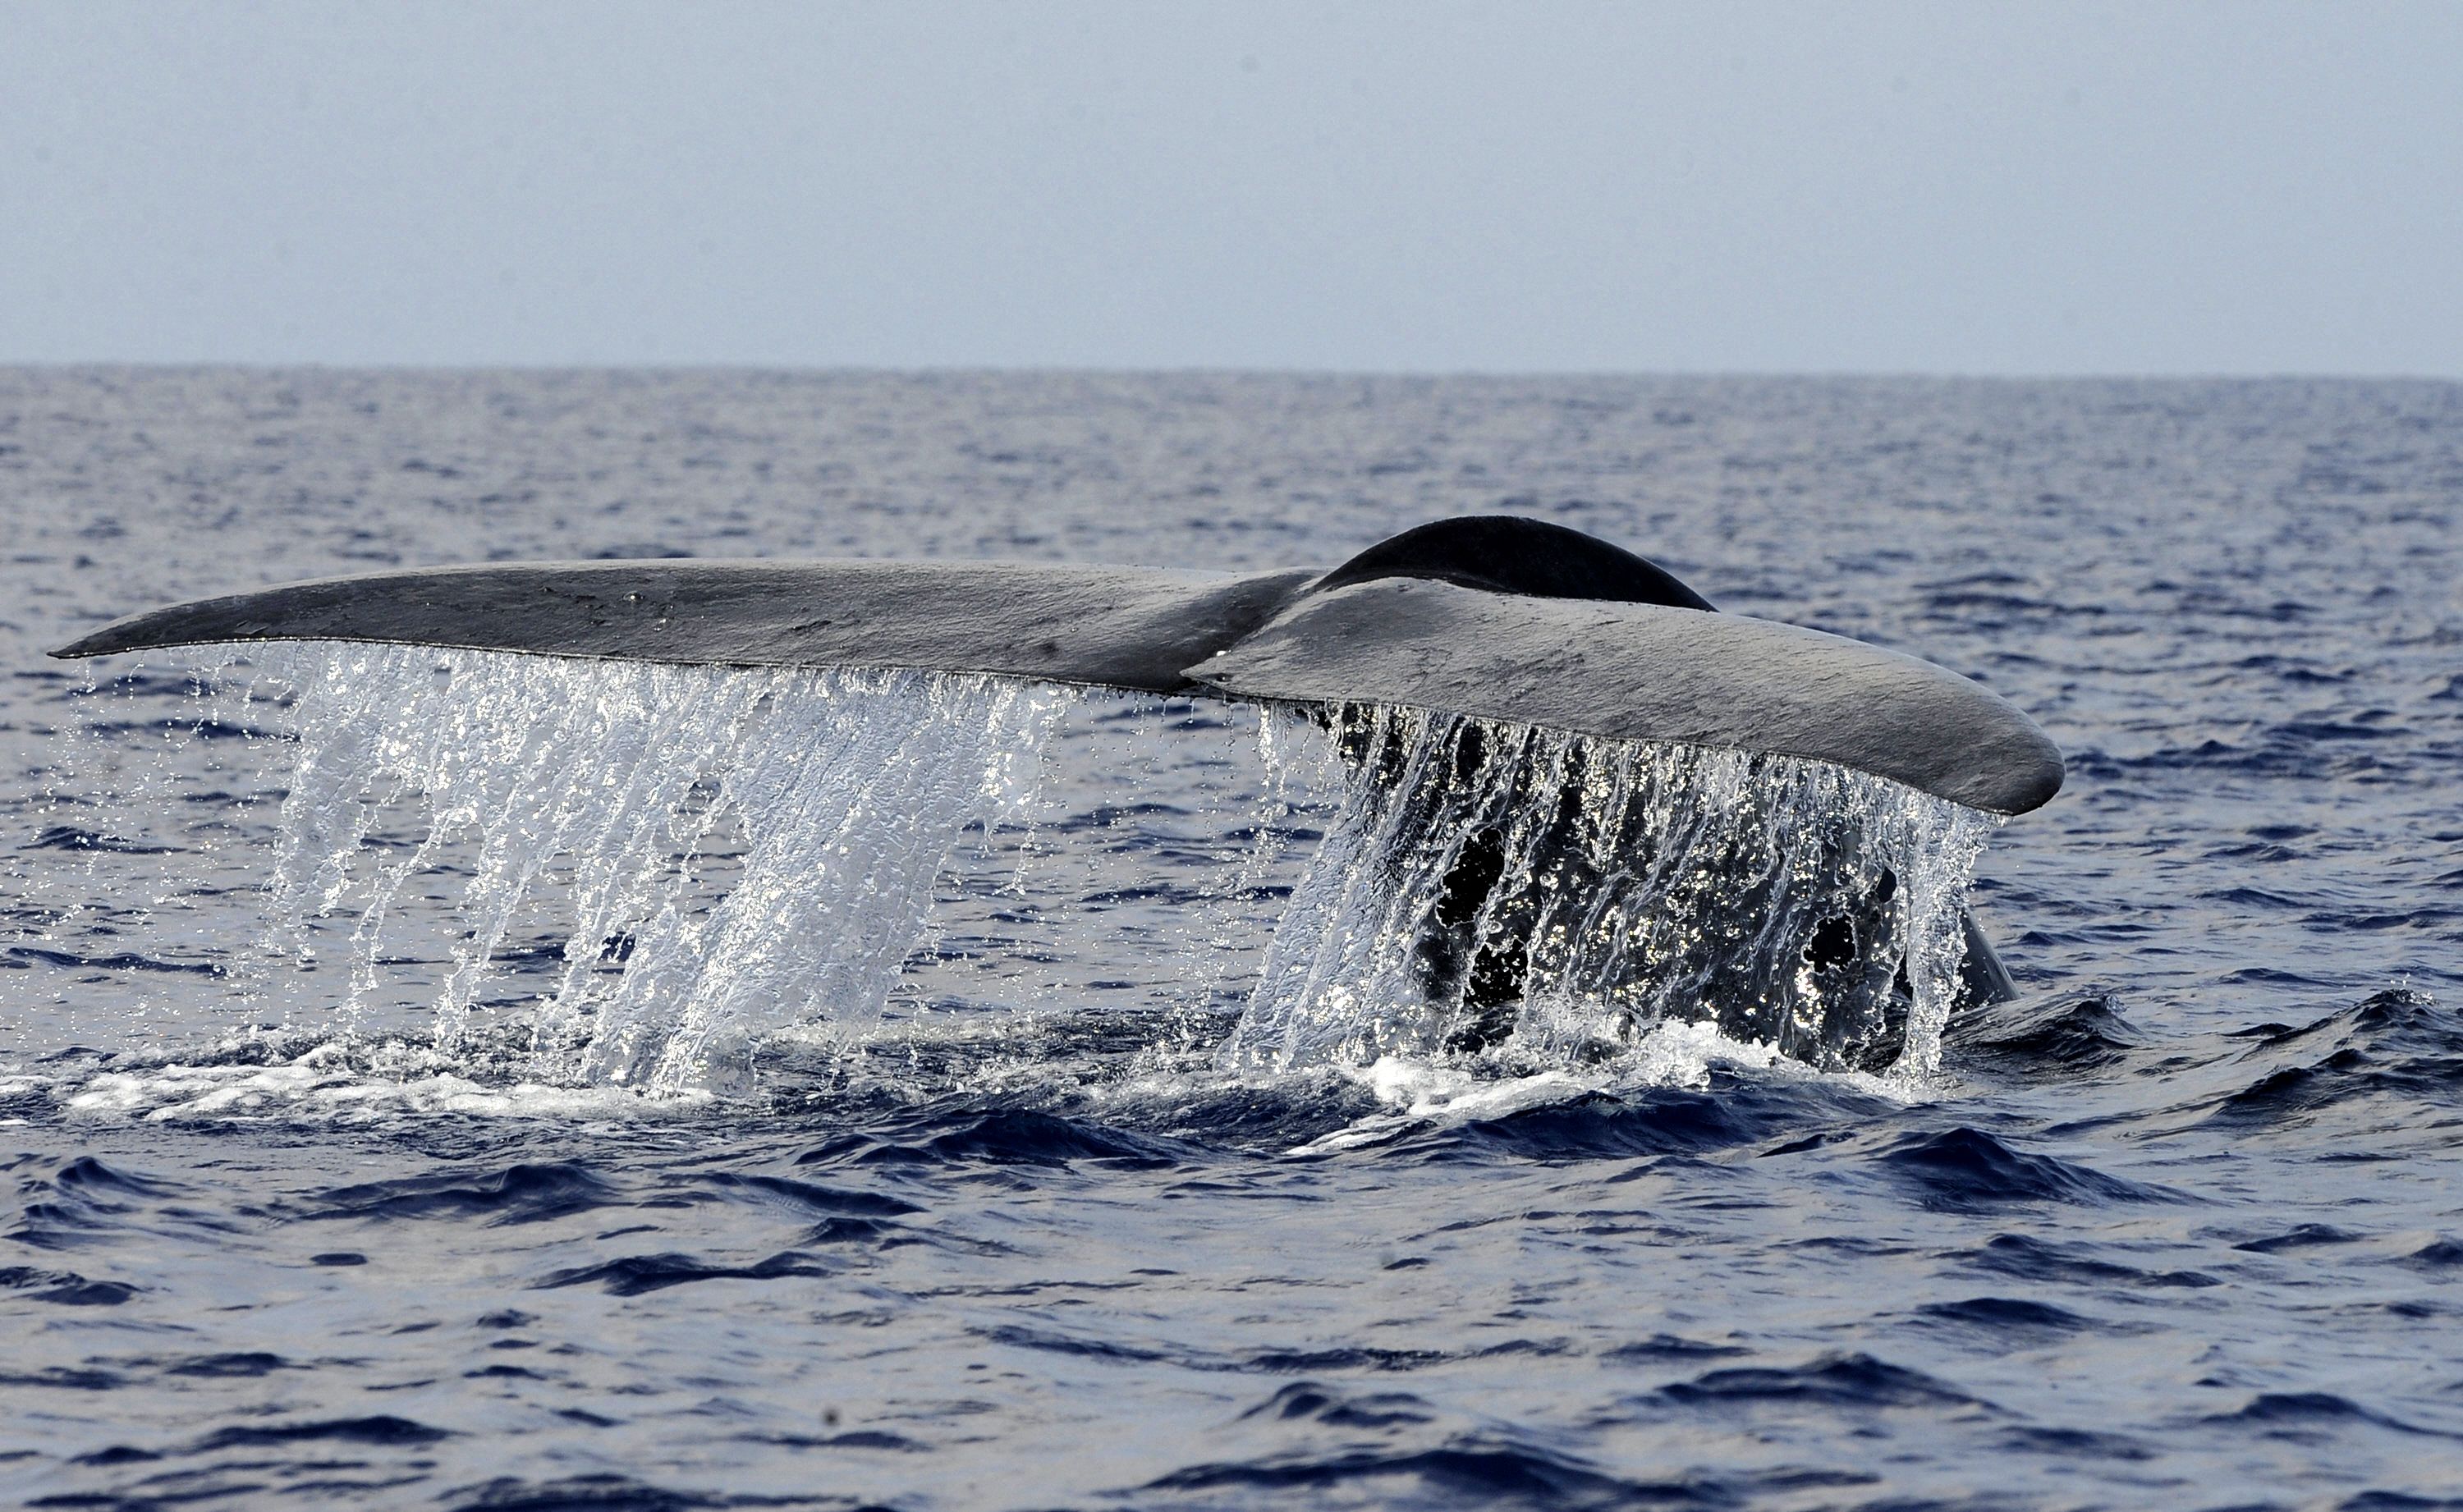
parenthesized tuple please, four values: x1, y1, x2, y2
(245, 644, 1073, 1094)
(1221, 704, 1995, 1082)
(144, 648, 1996, 1107)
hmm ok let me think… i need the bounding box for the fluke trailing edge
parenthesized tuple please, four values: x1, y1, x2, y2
(50, 515, 2062, 818)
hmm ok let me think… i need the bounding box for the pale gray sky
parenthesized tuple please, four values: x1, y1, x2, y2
(3, 0, 2457, 373)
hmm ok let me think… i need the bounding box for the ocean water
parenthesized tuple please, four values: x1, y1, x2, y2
(2, 368, 2459, 1511)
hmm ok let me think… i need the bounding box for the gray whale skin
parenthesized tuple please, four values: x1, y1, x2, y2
(51, 515, 2061, 818)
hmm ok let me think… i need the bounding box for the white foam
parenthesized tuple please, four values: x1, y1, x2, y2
(1287, 1017, 1926, 1155)
(58, 1039, 716, 1124)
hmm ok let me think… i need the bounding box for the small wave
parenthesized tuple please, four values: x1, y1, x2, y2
(1989, 1425, 2158, 1461)
(2200, 1391, 2455, 1440)
(6, 944, 226, 976)
(0, 1263, 138, 1306)
(1417, 1089, 1777, 1163)
(1, 1366, 123, 1391)
(2398, 1236, 2463, 1271)
(1138, 1438, 1719, 1509)
(534, 1250, 833, 1297)
(1599, 1335, 1750, 1365)
(78, 715, 277, 742)
(1242, 1381, 1436, 1429)
(1944, 992, 2144, 1070)
(6, 1156, 189, 1251)
(22, 825, 181, 855)
(441, 1475, 751, 1511)
(904, 1108, 1186, 1169)
(2201, 989, 2463, 1130)
(1881, 1127, 2180, 1210)
(1914, 1295, 2103, 1337)
(974, 1322, 1179, 1365)
(159, 1351, 291, 1378)
(1657, 1351, 1979, 1409)
(310, 1161, 621, 1227)
(195, 1414, 452, 1450)
(2233, 1222, 2366, 1254)
(52, 1154, 179, 1196)
(1959, 1233, 2221, 1290)
(787, 1106, 1191, 1171)
(693, 1172, 922, 1218)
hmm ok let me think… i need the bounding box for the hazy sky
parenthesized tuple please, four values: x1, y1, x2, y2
(3, 1, 2457, 373)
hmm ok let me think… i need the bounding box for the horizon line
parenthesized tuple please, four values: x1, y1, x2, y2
(5, 359, 2459, 385)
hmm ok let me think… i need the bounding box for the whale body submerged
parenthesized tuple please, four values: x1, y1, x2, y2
(52, 515, 2061, 1050)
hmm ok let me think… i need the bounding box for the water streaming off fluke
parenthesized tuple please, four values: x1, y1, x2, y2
(219, 644, 1993, 1096)
(250, 644, 1075, 1094)
(1227, 704, 1994, 1079)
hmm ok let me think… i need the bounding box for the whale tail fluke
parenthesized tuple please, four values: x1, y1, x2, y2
(48, 515, 2060, 817)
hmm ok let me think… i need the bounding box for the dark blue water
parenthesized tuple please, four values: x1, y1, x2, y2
(2, 369, 2461, 1510)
